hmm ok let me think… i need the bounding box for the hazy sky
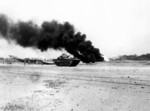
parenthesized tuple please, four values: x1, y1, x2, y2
(0, 0, 150, 58)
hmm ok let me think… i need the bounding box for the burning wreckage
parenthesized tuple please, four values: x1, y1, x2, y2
(0, 14, 104, 66)
(9, 54, 80, 66)
(9, 55, 53, 65)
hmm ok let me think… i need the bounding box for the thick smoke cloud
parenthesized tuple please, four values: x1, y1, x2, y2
(0, 14, 104, 63)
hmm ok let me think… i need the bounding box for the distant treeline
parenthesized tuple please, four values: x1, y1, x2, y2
(116, 53, 150, 61)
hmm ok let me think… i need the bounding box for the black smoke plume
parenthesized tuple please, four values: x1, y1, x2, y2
(0, 14, 104, 63)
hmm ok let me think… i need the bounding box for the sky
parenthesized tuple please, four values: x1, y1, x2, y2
(0, 0, 150, 58)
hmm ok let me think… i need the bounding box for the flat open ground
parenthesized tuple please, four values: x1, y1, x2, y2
(0, 61, 150, 111)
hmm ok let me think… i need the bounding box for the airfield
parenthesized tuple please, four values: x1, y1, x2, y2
(0, 61, 150, 111)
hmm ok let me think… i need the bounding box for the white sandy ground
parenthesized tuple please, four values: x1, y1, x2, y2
(0, 62, 150, 111)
